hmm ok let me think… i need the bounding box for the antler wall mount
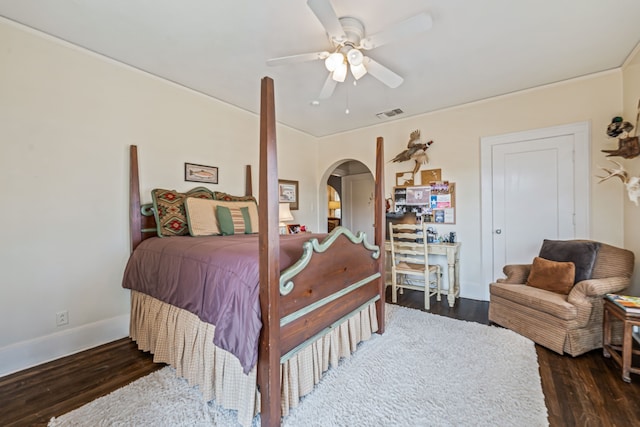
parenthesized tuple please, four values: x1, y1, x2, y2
(597, 99, 640, 206)
(597, 160, 640, 206)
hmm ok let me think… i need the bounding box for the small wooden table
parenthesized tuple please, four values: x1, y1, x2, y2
(602, 298, 640, 383)
(384, 241, 461, 307)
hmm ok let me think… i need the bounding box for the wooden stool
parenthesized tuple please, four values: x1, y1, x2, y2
(603, 298, 640, 383)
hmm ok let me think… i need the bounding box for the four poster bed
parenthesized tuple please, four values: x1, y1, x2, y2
(122, 77, 386, 426)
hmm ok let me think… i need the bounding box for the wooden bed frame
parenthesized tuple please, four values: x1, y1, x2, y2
(128, 76, 386, 427)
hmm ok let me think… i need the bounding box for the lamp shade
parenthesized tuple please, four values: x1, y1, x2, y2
(325, 52, 344, 72)
(350, 63, 367, 80)
(328, 200, 341, 210)
(346, 48, 364, 66)
(331, 62, 347, 82)
(279, 203, 294, 223)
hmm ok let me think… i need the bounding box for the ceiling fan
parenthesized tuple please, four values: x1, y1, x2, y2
(267, 0, 433, 99)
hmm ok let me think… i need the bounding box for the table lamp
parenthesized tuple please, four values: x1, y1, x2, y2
(279, 202, 294, 234)
(328, 200, 341, 215)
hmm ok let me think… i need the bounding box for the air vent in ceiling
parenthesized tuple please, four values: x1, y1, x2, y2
(376, 108, 404, 119)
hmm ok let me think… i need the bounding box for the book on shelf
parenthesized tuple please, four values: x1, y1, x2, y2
(606, 293, 640, 314)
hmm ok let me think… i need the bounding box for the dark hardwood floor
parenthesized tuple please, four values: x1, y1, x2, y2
(0, 339, 162, 427)
(1, 289, 639, 426)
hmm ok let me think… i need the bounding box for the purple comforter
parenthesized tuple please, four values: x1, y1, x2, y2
(122, 233, 321, 373)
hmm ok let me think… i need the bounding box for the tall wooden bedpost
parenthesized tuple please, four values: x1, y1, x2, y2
(258, 76, 281, 427)
(246, 165, 253, 197)
(129, 145, 142, 253)
(374, 136, 386, 333)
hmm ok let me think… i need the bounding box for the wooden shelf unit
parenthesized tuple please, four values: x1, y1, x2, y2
(393, 182, 456, 224)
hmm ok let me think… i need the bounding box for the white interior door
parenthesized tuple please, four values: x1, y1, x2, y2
(492, 136, 574, 278)
(481, 122, 590, 298)
(342, 173, 375, 241)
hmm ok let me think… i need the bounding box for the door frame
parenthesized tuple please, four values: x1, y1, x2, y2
(480, 121, 591, 293)
(318, 159, 374, 233)
(342, 172, 375, 238)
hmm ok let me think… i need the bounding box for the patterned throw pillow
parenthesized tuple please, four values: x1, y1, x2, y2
(216, 206, 252, 235)
(151, 187, 214, 237)
(214, 191, 257, 203)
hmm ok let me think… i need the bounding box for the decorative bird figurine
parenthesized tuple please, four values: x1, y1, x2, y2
(606, 116, 634, 138)
(391, 130, 434, 175)
(602, 106, 640, 159)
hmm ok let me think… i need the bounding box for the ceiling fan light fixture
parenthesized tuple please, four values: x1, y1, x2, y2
(269, 2, 432, 101)
(332, 62, 347, 82)
(324, 52, 344, 72)
(346, 48, 364, 66)
(350, 63, 367, 80)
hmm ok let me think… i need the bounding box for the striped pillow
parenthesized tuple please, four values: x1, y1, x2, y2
(216, 206, 252, 235)
(184, 198, 259, 236)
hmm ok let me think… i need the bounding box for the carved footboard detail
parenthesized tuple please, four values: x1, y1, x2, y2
(278, 228, 382, 359)
(279, 226, 380, 295)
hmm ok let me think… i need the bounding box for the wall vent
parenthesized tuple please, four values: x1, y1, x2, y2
(376, 108, 404, 119)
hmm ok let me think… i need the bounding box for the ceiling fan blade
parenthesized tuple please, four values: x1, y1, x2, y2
(359, 13, 432, 50)
(307, 0, 347, 43)
(318, 74, 338, 99)
(364, 57, 404, 88)
(267, 51, 330, 66)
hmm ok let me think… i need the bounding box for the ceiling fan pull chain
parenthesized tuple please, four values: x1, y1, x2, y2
(345, 83, 350, 114)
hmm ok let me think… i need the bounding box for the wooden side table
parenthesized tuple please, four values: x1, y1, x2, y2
(602, 298, 640, 383)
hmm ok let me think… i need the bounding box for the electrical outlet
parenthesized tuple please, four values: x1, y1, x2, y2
(56, 310, 69, 326)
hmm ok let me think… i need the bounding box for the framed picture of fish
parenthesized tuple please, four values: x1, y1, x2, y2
(185, 162, 218, 184)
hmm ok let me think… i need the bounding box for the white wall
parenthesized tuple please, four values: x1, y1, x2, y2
(317, 71, 627, 301)
(2, 15, 637, 377)
(622, 46, 640, 296)
(0, 18, 317, 376)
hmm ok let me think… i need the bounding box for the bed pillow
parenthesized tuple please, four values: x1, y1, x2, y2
(151, 187, 214, 237)
(214, 191, 257, 203)
(184, 198, 259, 236)
(216, 206, 253, 235)
(538, 239, 600, 283)
(526, 256, 576, 295)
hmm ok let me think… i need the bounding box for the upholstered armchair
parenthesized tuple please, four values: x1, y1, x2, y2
(489, 239, 635, 356)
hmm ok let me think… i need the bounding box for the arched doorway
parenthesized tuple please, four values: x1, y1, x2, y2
(321, 160, 375, 239)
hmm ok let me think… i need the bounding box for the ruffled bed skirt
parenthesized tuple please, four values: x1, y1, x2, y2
(129, 290, 378, 426)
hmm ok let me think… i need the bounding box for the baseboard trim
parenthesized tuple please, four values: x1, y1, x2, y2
(0, 314, 129, 378)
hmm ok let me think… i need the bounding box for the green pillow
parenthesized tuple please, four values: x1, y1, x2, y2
(216, 206, 252, 235)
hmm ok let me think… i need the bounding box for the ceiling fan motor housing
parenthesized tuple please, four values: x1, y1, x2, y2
(334, 17, 365, 68)
(335, 17, 364, 47)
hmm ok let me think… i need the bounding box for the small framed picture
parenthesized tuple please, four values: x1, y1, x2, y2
(185, 163, 218, 184)
(406, 186, 431, 205)
(287, 224, 301, 234)
(421, 168, 442, 184)
(395, 172, 414, 187)
(278, 179, 299, 210)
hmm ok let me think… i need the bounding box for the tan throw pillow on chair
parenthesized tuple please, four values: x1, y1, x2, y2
(526, 256, 576, 295)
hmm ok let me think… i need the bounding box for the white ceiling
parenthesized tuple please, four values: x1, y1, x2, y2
(2, 0, 640, 137)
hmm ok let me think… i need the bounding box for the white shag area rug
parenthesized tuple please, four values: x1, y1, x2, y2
(49, 304, 548, 426)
